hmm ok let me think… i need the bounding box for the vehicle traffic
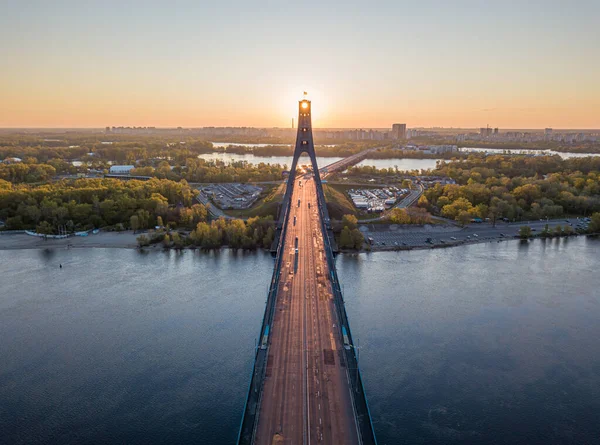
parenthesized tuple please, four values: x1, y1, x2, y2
(260, 325, 270, 349)
(342, 326, 351, 350)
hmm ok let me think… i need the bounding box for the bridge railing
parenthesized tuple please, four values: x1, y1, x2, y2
(237, 177, 294, 445)
(239, 150, 378, 445)
(313, 176, 378, 445)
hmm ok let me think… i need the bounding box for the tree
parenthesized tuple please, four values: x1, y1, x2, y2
(457, 210, 472, 227)
(36, 221, 53, 234)
(262, 226, 275, 249)
(224, 219, 246, 248)
(388, 208, 411, 224)
(590, 212, 600, 233)
(136, 209, 150, 230)
(417, 194, 430, 210)
(130, 215, 140, 232)
(519, 226, 532, 239)
(406, 207, 432, 224)
(190, 222, 210, 246)
(341, 214, 358, 230)
(136, 234, 150, 247)
(171, 232, 184, 248)
(151, 193, 169, 217)
(541, 224, 551, 237)
(156, 216, 164, 228)
(339, 226, 353, 249)
(474, 203, 489, 219)
(441, 197, 473, 220)
(350, 228, 365, 250)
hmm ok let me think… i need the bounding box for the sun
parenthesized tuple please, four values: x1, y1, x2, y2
(275, 85, 329, 126)
(301, 101, 309, 109)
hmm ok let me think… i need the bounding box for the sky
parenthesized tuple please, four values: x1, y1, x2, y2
(0, 0, 599, 129)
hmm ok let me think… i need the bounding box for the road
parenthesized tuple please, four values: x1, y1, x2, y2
(395, 183, 423, 209)
(320, 148, 378, 178)
(254, 177, 359, 445)
(363, 218, 585, 248)
(358, 183, 424, 223)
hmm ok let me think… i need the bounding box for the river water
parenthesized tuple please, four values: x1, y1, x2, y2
(1, 237, 600, 444)
(198, 152, 440, 171)
(459, 147, 600, 159)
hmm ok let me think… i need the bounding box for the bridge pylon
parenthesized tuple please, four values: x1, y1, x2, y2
(278, 97, 331, 232)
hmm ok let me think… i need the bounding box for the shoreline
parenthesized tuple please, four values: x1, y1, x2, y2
(2, 230, 593, 252)
(360, 231, 598, 254)
(0, 231, 140, 250)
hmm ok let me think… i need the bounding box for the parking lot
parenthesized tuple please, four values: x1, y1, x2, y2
(362, 218, 588, 248)
(347, 187, 408, 212)
(199, 183, 263, 210)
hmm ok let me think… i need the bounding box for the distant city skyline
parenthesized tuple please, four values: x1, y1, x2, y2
(1, 1, 599, 128)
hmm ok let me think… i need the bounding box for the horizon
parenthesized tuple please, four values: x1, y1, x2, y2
(1, 1, 599, 128)
(1, 126, 600, 133)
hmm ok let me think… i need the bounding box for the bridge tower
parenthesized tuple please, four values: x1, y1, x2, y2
(279, 96, 332, 232)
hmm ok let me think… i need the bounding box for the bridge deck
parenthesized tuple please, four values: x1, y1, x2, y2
(254, 177, 359, 445)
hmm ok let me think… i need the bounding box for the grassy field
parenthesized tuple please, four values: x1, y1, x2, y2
(323, 184, 361, 220)
(224, 183, 285, 219)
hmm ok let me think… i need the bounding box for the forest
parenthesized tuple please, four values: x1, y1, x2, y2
(420, 155, 600, 224)
(140, 216, 276, 250)
(0, 178, 199, 232)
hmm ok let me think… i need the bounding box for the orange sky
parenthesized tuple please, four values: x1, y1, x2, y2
(1, 2, 599, 129)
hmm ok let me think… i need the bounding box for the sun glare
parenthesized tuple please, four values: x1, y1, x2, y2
(275, 85, 330, 126)
(301, 101, 309, 109)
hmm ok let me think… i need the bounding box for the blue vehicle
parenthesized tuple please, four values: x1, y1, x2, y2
(260, 325, 269, 350)
(342, 326, 351, 350)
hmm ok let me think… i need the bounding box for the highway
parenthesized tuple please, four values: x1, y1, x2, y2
(254, 176, 359, 445)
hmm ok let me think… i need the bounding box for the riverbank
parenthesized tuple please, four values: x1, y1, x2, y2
(3, 227, 594, 253)
(359, 219, 597, 252)
(0, 231, 141, 250)
(363, 233, 593, 253)
(0, 230, 274, 252)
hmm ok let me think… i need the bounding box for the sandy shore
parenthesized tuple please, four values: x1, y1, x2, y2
(1, 229, 592, 252)
(0, 231, 141, 250)
(0, 230, 515, 252)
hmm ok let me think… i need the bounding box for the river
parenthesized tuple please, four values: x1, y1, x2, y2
(1, 237, 599, 444)
(198, 152, 440, 171)
(459, 147, 600, 159)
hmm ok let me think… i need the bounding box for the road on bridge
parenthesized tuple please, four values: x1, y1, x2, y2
(254, 176, 359, 445)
